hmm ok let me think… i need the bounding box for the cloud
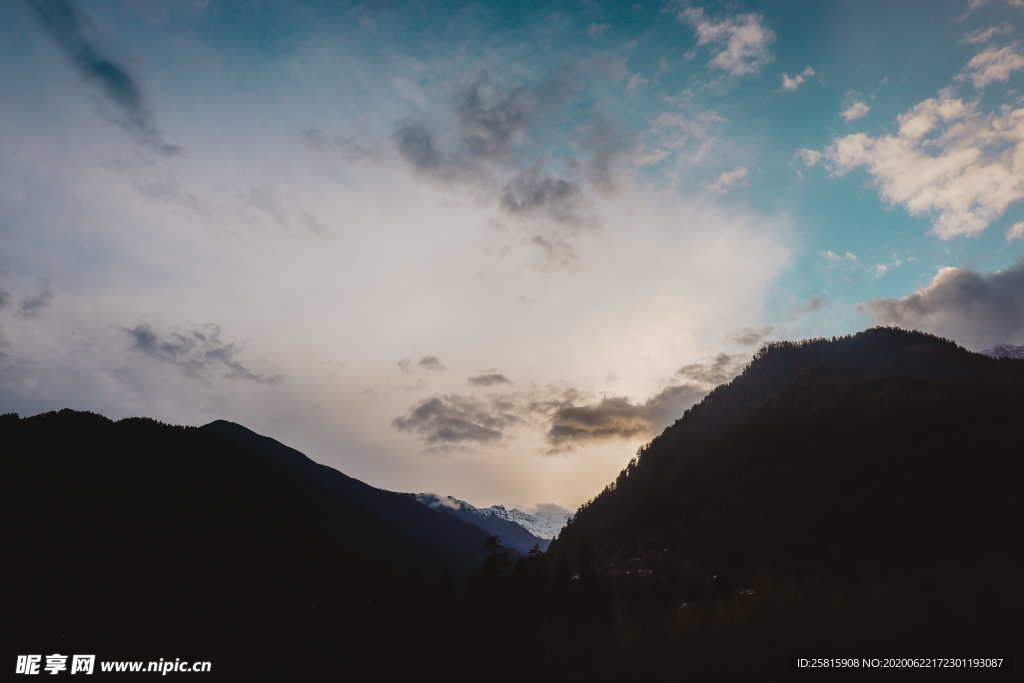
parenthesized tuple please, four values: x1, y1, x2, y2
(632, 108, 722, 167)
(0, 289, 11, 310)
(123, 323, 282, 384)
(418, 355, 445, 371)
(392, 394, 520, 445)
(860, 260, 1024, 349)
(546, 383, 706, 448)
(25, 0, 178, 153)
(961, 23, 1014, 44)
(468, 373, 512, 386)
(670, 4, 775, 77)
(810, 86, 1024, 238)
(781, 66, 815, 91)
(966, 0, 1024, 11)
(302, 128, 375, 160)
(841, 101, 871, 122)
(393, 121, 457, 180)
(822, 250, 858, 263)
(797, 148, 823, 166)
(792, 295, 825, 315)
(626, 73, 650, 90)
(1008, 221, 1024, 240)
(456, 70, 571, 160)
(733, 326, 774, 346)
(587, 22, 610, 39)
(17, 288, 54, 318)
(873, 256, 913, 277)
(958, 44, 1024, 88)
(708, 166, 748, 193)
(675, 353, 743, 386)
(500, 170, 585, 225)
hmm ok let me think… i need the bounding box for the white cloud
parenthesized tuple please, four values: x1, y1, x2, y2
(626, 73, 650, 90)
(822, 250, 858, 263)
(669, 4, 775, 77)
(797, 148, 823, 166)
(961, 23, 1014, 45)
(1008, 221, 1024, 240)
(967, 0, 1024, 11)
(873, 256, 912, 277)
(958, 44, 1024, 88)
(841, 101, 871, 122)
(587, 22, 610, 39)
(810, 86, 1024, 238)
(632, 109, 723, 167)
(707, 166, 748, 193)
(780, 66, 815, 91)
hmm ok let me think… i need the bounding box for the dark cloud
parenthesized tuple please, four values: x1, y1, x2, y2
(500, 170, 584, 225)
(733, 326, 774, 346)
(394, 121, 454, 178)
(0, 289, 10, 309)
(397, 359, 412, 373)
(124, 323, 282, 384)
(418, 355, 445, 371)
(860, 261, 1024, 350)
(468, 372, 511, 386)
(392, 394, 520, 445)
(792, 295, 825, 315)
(302, 128, 374, 159)
(17, 288, 54, 318)
(394, 70, 573, 180)
(456, 70, 571, 159)
(546, 383, 706, 448)
(676, 353, 742, 386)
(577, 117, 627, 194)
(25, 0, 179, 154)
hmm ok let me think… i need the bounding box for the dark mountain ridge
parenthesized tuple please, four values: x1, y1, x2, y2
(546, 327, 1022, 663)
(0, 409, 499, 679)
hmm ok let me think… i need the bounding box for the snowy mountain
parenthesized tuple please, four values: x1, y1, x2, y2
(412, 494, 571, 552)
(485, 503, 571, 541)
(984, 344, 1024, 360)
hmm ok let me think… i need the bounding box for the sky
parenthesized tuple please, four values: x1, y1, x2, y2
(2, 0, 1023, 511)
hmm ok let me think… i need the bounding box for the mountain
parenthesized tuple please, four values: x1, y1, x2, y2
(201, 419, 494, 572)
(1, 410, 498, 679)
(485, 503, 570, 541)
(984, 343, 1024, 359)
(412, 493, 566, 552)
(548, 327, 1022, 664)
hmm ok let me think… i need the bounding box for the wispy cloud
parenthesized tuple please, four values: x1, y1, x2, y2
(669, 4, 775, 77)
(780, 66, 815, 91)
(957, 44, 1024, 87)
(123, 323, 282, 384)
(25, 0, 179, 153)
(961, 23, 1014, 45)
(708, 166, 748, 193)
(841, 101, 870, 122)
(468, 373, 511, 386)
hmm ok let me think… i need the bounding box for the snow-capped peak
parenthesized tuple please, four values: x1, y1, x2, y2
(414, 493, 571, 540)
(984, 344, 1024, 360)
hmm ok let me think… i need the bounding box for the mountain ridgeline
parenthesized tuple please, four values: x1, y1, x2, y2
(545, 327, 1022, 670)
(411, 493, 568, 552)
(2, 327, 1020, 678)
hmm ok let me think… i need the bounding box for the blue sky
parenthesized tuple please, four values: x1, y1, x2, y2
(2, 0, 1023, 508)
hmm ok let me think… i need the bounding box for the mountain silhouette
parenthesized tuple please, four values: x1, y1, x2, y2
(3, 328, 1020, 679)
(547, 327, 1022, 669)
(0, 410, 496, 679)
